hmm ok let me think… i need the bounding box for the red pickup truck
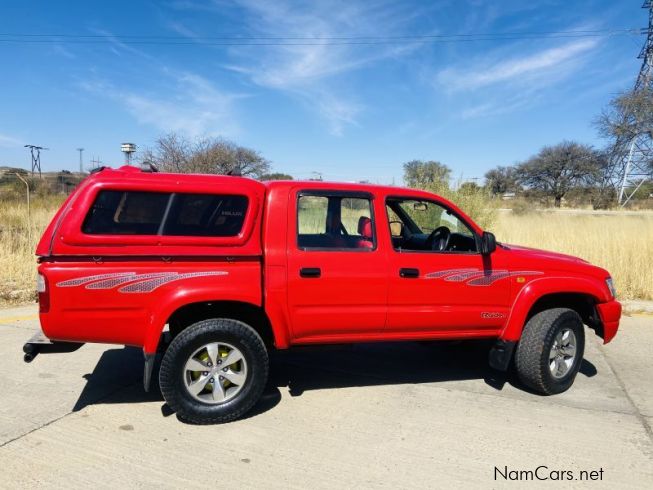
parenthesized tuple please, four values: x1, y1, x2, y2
(27, 165, 621, 423)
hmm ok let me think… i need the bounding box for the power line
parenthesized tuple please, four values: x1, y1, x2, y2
(0, 28, 644, 47)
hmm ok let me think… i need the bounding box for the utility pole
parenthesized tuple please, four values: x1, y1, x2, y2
(77, 148, 84, 174)
(90, 157, 103, 170)
(14, 173, 31, 244)
(24, 145, 48, 178)
(605, 1, 653, 206)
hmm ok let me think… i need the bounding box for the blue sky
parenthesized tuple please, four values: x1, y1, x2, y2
(0, 0, 646, 183)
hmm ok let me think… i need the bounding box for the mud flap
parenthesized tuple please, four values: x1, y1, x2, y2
(143, 352, 156, 392)
(488, 339, 516, 371)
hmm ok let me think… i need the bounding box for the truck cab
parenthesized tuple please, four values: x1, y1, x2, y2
(27, 166, 621, 424)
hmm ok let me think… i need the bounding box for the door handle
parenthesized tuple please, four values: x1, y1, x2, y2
(300, 267, 321, 278)
(399, 268, 419, 278)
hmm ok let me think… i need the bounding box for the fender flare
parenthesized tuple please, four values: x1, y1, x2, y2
(500, 276, 610, 342)
(142, 285, 263, 353)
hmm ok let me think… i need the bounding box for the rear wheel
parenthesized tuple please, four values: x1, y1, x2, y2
(159, 318, 268, 424)
(514, 308, 585, 395)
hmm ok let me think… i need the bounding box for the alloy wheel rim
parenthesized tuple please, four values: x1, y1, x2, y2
(548, 328, 577, 379)
(183, 342, 248, 404)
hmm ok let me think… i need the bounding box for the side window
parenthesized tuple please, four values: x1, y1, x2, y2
(297, 194, 375, 250)
(164, 194, 248, 237)
(298, 196, 328, 235)
(82, 190, 169, 235)
(386, 198, 477, 253)
(82, 190, 248, 237)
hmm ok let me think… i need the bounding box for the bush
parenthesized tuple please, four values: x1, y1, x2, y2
(416, 181, 498, 230)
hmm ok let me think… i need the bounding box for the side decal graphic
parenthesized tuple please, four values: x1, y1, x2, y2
(425, 269, 542, 286)
(56, 271, 228, 293)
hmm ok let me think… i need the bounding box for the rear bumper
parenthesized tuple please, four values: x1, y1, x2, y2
(597, 300, 621, 344)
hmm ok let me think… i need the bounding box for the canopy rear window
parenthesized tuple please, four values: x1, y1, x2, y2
(82, 190, 248, 237)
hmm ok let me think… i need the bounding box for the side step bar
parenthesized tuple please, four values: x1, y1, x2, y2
(23, 330, 84, 363)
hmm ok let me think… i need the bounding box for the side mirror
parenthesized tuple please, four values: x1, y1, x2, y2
(480, 231, 496, 255)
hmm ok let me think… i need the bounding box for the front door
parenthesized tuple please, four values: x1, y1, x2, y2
(286, 190, 388, 341)
(385, 197, 511, 336)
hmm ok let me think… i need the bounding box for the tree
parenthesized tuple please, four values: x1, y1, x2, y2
(515, 141, 605, 207)
(141, 133, 270, 178)
(458, 181, 480, 192)
(597, 88, 653, 143)
(484, 166, 518, 196)
(260, 172, 293, 180)
(403, 160, 451, 189)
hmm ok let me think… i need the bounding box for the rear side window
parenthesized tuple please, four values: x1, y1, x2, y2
(297, 193, 375, 250)
(82, 190, 248, 237)
(164, 194, 248, 237)
(82, 191, 168, 235)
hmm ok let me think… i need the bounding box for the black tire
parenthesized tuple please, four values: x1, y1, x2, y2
(514, 308, 585, 395)
(159, 318, 269, 424)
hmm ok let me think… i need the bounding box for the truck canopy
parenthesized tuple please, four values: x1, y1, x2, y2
(36, 166, 266, 257)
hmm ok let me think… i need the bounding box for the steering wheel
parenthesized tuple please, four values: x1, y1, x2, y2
(426, 226, 451, 251)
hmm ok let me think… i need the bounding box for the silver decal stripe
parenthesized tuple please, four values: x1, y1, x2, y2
(119, 271, 229, 293)
(424, 268, 543, 287)
(86, 273, 171, 290)
(57, 272, 135, 287)
(56, 271, 229, 293)
(424, 268, 478, 279)
(467, 271, 511, 286)
(445, 270, 486, 282)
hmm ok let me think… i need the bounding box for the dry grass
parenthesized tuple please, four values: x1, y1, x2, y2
(0, 195, 65, 305)
(0, 198, 651, 305)
(494, 210, 653, 301)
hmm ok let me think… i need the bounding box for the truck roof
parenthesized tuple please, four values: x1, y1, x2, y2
(36, 165, 478, 258)
(90, 166, 414, 195)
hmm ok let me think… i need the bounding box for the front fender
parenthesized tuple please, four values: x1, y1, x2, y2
(500, 276, 611, 342)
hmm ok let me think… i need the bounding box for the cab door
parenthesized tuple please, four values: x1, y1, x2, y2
(385, 197, 511, 336)
(286, 189, 388, 341)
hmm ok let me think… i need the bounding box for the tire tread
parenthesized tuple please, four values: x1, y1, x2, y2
(514, 308, 584, 395)
(159, 318, 268, 424)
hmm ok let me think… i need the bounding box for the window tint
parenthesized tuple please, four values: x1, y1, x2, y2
(82, 190, 169, 235)
(297, 194, 375, 250)
(82, 190, 248, 237)
(397, 200, 473, 237)
(386, 198, 477, 253)
(298, 196, 328, 235)
(164, 194, 248, 237)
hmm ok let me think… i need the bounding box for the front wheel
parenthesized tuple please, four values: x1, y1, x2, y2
(159, 318, 269, 424)
(514, 308, 585, 395)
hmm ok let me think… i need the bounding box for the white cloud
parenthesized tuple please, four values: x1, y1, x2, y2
(0, 133, 23, 148)
(438, 39, 598, 91)
(312, 91, 362, 136)
(81, 73, 241, 138)
(216, 0, 426, 135)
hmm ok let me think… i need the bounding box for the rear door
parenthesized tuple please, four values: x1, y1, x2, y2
(286, 189, 388, 341)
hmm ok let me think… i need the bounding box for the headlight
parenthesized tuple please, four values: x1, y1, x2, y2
(606, 277, 616, 299)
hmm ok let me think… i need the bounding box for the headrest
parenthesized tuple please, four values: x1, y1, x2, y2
(357, 216, 373, 239)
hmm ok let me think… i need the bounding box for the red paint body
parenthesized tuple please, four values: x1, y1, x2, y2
(35, 166, 621, 354)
